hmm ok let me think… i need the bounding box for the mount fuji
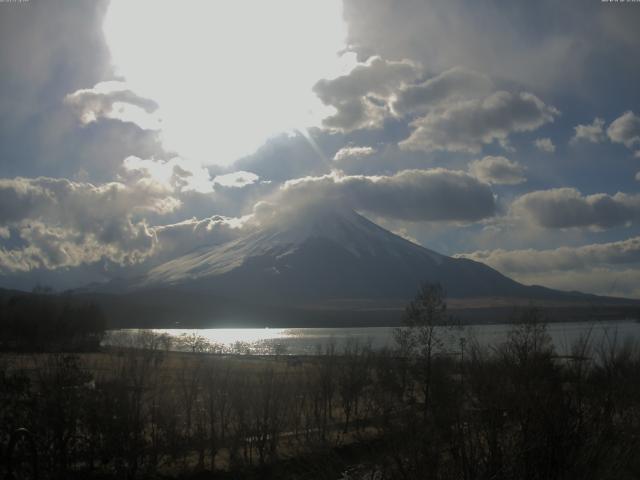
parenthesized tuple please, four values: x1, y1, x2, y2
(87, 205, 637, 327)
(130, 206, 597, 304)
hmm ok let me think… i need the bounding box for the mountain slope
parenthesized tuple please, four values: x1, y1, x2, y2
(133, 207, 595, 305)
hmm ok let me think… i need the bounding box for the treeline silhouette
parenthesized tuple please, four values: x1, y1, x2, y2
(0, 290, 106, 352)
(1, 285, 640, 479)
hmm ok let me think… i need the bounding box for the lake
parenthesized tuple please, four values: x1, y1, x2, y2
(104, 318, 640, 356)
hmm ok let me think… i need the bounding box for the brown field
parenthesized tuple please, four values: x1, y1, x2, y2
(4, 313, 640, 479)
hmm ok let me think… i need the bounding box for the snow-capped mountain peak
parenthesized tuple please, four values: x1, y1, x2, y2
(133, 206, 549, 303)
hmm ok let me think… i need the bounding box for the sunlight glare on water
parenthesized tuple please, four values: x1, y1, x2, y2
(156, 328, 291, 347)
(104, 320, 640, 356)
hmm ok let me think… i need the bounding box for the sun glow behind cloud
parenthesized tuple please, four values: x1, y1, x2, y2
(103, 0, 355, 166)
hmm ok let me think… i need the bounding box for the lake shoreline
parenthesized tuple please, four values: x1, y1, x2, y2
(104, 318, 640, 356)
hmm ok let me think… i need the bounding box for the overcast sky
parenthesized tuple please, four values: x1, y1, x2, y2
(1, 0, 640, 297)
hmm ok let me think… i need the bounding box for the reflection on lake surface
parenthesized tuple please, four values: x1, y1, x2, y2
(104, 319, 640, 355)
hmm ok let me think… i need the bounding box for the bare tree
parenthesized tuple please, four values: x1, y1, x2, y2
(202, 356, 232, 471)
(394, 282, 455, 418)
(338, 338, 371, 433)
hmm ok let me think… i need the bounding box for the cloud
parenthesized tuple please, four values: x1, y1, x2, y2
(607, 111, 640, 150)
(0, 166, 268, 273)
(0, 221, 155, 273)
(458, 236, 640, 274)
(0, 2, 170, 184)
(313, 60, 558, 158)
(399, 91, 559, 154)
(534, 137, 555, 153)
(570, 112, 640, 155)
(0, 176, 177, 224)
(468, 156, 526, 185)
(511, 187, 640, 229)
(121, 155, 215, 193)
(276, 169, 496, 222)
(213, 171, 260, 188)
(0, 176, 179, 272)
(233, 132, 329, 183)
(636, 172, 640, 181)
(391, 66, 492, 115)
(342, 0, 640, 94)
(570, 117, 605, 144)
(0, 1, 111, 126)
(333, 146, 376, 163)
(152, 214, 252, 261)
(65, 81, 161, 130)
(457, 237, 640, 298)
(313, 56, 421, 132)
